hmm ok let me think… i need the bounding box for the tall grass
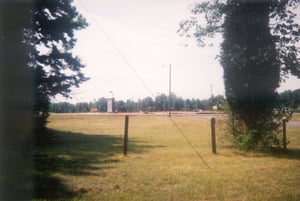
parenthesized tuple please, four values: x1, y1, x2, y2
(33, 114, 300, 201)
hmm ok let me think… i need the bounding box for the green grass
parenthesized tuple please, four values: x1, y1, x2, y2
(33, 114, 300, 201)
(292, 113, 300, 121)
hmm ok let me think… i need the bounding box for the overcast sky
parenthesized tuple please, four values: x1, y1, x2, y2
(54, 0, 300, 103)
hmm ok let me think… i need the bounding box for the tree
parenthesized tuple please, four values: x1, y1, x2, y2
(179, 0, 300, 150)
(0, 1, 87, 198)
(141, 97, 155, 111)
(0, 1, 35, 200)
(49, 102, 75, 113)
(24, 0, 88, 133)
(116, 100, 126, 112)
(173, 95, 185, 111)
(155, 94, 169, 111)
(206, 95, 226, 110)
(125, 99, 137, 112)
(75, 102, 90, 112)
(276, 89, 300, 118)
(95, 98, 108, 112)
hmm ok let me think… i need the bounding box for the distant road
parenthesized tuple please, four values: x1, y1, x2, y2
(50, 112, 300, 128)
(287, 121, 300, 128)
(50, 112, 225, 118)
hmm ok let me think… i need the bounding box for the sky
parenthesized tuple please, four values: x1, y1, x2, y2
(53, 0, 300, 103)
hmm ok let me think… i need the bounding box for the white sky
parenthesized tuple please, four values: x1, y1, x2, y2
(53, 0, 300, 103)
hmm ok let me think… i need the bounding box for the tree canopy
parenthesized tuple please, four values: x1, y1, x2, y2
(179, 0, 300, 79)
(23, 0, 88, 131)
(49, 94, 226, 113)
(179, 0, 300, 150)
(0, 0, 88, 197)
(0, 1, 35, 200)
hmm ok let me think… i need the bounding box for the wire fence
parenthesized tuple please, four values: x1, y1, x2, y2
(49, 113, 298, 165)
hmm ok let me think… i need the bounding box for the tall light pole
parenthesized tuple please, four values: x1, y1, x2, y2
(162, 64, 172, 117)
(109, 91, 113, 99)
(168, 64, 172, 117)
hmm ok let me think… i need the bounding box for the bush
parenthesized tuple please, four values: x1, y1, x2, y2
(233, 130, 256, 150)
(226, 110, 282, 151)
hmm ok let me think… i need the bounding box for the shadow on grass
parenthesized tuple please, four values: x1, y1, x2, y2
(33, 129, 159, 200)
(220, 144, 300, 161)
(266, 148, 300, 160)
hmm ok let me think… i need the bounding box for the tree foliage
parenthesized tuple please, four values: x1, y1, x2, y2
(276, 88, 300, 118)
(222, 1, 281, 149)
(49, 94, 226, 113)
(23, 0, 88, 132)
(0, 1, 35, 199)
(179, 0, 300, 79)
(179, 0, 300, 150)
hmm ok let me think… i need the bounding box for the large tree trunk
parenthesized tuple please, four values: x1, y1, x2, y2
(0, 1, 34, 200)
(221, 1, 280, 142)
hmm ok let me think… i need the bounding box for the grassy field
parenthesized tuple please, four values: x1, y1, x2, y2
(33, 114, 300, 201)
(292, 112, 300, 121)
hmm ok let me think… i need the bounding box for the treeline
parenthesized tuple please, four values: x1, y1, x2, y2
(49, 93, 226, 113)
(50, 89, 300, 114)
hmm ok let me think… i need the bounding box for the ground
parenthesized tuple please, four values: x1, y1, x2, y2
(33, 113, 300, 201)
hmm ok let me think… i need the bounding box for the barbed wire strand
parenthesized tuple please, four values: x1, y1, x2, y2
(77, 0, 155, 99)
(169, 117, 212, 170)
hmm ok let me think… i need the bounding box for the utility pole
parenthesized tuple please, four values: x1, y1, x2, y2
(109, 91, 113, 99)
(162, 64, 172, 117)
(169, 64, 172, 117)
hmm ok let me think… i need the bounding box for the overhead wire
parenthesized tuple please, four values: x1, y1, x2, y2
(77, 0, 155, 99)
(77, 1, 212, 170)
(169, 117, 212, 170)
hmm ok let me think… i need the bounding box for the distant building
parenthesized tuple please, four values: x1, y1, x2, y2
(212, 105, 218, 110)
(107, 98, 115, 113)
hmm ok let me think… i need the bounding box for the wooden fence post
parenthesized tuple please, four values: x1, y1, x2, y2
(211, 117, 217, 154)
(123, 115, 129, 155)
(283, 119, 287, 150)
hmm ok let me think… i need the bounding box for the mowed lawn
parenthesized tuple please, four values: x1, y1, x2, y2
(33, 114, 300, 201)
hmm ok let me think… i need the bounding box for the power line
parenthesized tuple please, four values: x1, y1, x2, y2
(77, 0, 155, 99)
(173, 54, 218, 67)
(169, 117, 211, 170)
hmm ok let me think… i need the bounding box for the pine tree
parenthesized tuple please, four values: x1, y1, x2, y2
(23, 0, 88, 133)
